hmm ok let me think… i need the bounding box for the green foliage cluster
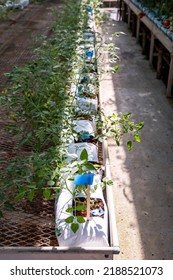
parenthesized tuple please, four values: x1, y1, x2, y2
(0, 0, 87, 215)
(0, 0, 144, 223)
(138, 0, 173, 17)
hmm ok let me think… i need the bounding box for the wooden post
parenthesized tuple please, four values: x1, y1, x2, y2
(127, 7, 131, 28)
(119, 0, 122, 20)
(136, 17, 140, 43)
(166, 53, 173, 97)
(132, 13, 136, 37)
(122, 1, 126, 22)
(156, 48, 163, 79)
(149, 33, 155, 65)
(142, 28, 147, 55)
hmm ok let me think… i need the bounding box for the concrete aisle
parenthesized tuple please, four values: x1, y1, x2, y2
(100, 8, 173, 260)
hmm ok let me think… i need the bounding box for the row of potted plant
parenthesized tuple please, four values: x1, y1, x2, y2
(131, 0, 173, 40)
(54, 0, 145, 245)
(0, 0, 29, 19)
(0, 0, 144, 245)
(138, 0, 173, 18)
(55, 1, 111, 246)
(0, 0, 86, 215)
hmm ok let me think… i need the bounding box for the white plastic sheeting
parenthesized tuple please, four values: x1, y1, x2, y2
(73, 119, 96, 136)
(55, 175, 109, 247)
(78, 83, 96, 97)
(13, 0, 29, 9)
(66, 142, 98, 163)
(76, 96, 98, 113)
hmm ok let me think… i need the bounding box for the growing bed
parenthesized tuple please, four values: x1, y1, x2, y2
(0, 0, 120, 260)
(0, 141, 120, 260)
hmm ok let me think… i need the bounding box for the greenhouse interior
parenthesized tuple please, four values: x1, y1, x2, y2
(0, 0, 173, 261)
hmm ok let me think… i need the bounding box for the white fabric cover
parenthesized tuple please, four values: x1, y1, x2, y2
(67, 142, 98, 163)
(13, 0, 29, 9)
(76, 96, 97, 113)
(73, 119, 96, 136)
(55, 175, 109, 247)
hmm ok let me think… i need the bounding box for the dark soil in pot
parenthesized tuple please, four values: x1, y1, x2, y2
(73, 197, 105, 218)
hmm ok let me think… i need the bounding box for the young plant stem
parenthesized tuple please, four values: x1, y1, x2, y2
(86, 185, 91, 221)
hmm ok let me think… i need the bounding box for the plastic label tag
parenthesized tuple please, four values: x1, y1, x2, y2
(74, 173, 94, 185)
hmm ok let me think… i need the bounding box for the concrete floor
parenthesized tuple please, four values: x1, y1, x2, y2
(100, 8, 173, 260)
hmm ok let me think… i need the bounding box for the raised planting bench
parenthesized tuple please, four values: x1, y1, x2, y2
(0, 140, 120, 260)
(0, 1, 120, 260)
(102, 0, 121, 8)
(122, 0, 173, 97)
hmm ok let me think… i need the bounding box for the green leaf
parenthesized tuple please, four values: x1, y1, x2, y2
(28, 189, 35, 202)
(77, 216, 85, 223)
(134, 134, 141, 142)
(66, 207, 73, 213)
(80, 148, 88, 161)
(127, 140, 133, 151)
(14, 191, 26, 202)
(0, 211, 3, 218)
(76, 204, 86, 211)
(71, 223, 79, 233)
(83, 162, 96, 171)
(47, 180, 55, 186)
(0, 191, 5, 202)
(56, 228, 61, 237)
(65, 216, 74, 223)
(136, 122, 145, 131)
(19, 131, 33, 146)
(113, 65, 119, 71)
(43, 188, 51, 200)
(28, 184, 36, 189)
(4, 201, 15, 210)
(102, 177, 113, 186)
